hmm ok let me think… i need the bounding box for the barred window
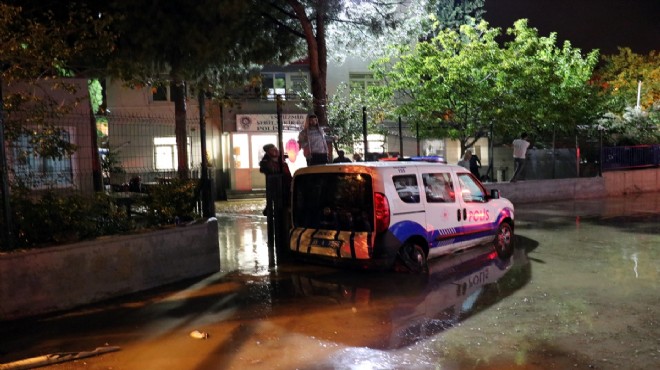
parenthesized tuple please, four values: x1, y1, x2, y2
(153, 137, 191, 171)
(12, 132, 73, 189)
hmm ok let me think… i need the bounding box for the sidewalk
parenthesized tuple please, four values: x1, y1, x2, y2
(214, 199, 265, 216)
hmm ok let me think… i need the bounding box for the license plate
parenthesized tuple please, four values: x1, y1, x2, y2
(311, 238, 343, 249)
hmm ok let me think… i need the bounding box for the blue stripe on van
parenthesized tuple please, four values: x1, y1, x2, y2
(391, 207, 514, 248)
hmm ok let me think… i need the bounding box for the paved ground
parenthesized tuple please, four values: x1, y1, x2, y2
(0, 193, 658, 370)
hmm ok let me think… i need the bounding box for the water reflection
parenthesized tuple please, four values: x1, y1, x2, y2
(216, 210, 531, 350)
(217, 215, 271, 275)
(279, 245, 530, 349)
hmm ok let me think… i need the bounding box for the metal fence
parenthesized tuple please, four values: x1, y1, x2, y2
(1, 112, 215, 249)
(602, 144, 660, 171)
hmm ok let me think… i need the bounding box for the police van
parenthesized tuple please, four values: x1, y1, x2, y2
(289, 160, 515, 273)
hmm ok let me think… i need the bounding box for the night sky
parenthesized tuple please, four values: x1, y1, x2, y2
(484, 0, 659, 55)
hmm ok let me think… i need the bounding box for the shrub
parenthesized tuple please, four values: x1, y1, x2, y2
(8, 189, 131, 249)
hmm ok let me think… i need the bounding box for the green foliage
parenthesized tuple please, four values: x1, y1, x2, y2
(593, 48, 659, 144)
(295, 81, 394, 151)
(599, 105, 660, 145)
(428, 0, 485, 32)
(7, 189, 130, 249)
(144, 180, 200, 225)
(598, 48, 660, 111)
(326, 82, 395, 151)
(370, 19, 605, 149)
(100, 145, 124, 183)
(88, 79, 103, 114)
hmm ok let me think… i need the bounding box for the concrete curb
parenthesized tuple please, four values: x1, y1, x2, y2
(0, 218, 220, 321)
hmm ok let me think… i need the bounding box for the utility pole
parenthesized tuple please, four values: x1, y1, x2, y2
(398, 116, 403, 157)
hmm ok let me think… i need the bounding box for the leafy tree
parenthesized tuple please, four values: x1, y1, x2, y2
(599, 48, 659, 110)
(370, 19, 604, 151)
(496, 20, 604, 138)
(107, 0, 302, 179)
(1, 2, 114, 171)
(264, 0, 423, 129)
(428, 0, 485, 32)
(371, 20, 503, 151)
(296, 80, 395, 152)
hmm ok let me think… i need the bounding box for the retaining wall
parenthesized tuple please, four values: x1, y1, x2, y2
(484, 168, 659, 204)
(0, 218, 220, 321)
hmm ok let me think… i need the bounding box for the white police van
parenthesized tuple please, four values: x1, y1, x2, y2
(289, 159, 514, 273)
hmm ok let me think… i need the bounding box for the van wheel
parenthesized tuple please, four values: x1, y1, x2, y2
(495, 222, 513, 258)
(394, 242, 428, 274)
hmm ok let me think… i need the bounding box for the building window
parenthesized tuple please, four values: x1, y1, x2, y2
(261, 72, 287, 100)
(349, 73, 377, 92)
(151, 83, 190, 102)
(12, 132, 73, 189)
(152, 85, 168, 101)
(154, 137, 191, 171)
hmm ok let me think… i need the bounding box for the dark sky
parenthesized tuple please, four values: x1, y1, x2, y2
(483, 0, 659, 55)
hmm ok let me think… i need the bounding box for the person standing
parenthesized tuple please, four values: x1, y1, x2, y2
(510, 132, 530, 182)
(298, 114, 330, 166)
(457, 150, 472, 169)
(352, 153, 363, 162)
(469, 149, 482, 179)
(259, 143, 291, 215)
(333, 150, 352, 163)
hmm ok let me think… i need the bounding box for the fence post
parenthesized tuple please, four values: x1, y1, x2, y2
(0, 78, 14, 250)
(198, 90, 215, 218)
(362, 107, 368, 159)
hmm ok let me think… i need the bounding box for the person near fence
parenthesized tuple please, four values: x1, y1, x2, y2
(457, 150, 472, 169)
(298, 114, 330, 166)
(510, 132, 530, 182)
(259, 144, 291, 215)
(333, 150, 352, 163)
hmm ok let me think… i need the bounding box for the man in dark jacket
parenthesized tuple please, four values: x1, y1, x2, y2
(259, 144, 291, 215)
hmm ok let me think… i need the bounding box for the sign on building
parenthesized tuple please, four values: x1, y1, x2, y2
(236, 114, 305, 132)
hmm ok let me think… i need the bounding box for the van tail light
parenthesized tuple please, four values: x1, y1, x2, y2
(374, 192, 391, 233)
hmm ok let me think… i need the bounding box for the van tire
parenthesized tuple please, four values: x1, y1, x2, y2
(394, 242, 428, 274)
(495, 222, 513, 258)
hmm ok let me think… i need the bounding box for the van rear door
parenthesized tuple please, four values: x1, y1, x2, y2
(290, 172, 375, 259)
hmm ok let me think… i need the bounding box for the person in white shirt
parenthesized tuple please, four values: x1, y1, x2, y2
(510, 132, 530, 182)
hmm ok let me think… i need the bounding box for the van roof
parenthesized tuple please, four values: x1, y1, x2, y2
(293, 161, 468, 176)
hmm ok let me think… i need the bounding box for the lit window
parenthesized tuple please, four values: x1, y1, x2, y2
(154, 137, 191, 171)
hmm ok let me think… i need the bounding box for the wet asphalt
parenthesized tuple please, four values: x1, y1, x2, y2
(0, 193, 658, 370)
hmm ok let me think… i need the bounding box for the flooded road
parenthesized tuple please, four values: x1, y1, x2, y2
(0, 193, 658, 369)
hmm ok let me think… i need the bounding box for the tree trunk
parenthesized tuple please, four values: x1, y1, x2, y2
(288, 0, 331, 159)
(171, 75, 189, 180)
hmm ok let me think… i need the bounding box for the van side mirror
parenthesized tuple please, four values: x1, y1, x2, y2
(490, 189, 500, 200)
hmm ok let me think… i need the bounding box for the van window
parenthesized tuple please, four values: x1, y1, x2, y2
(422, 173, 455, 203)
(393, 175, 420, 203)
(292, 173, 374, 231)
(457, 173, 486, 203)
